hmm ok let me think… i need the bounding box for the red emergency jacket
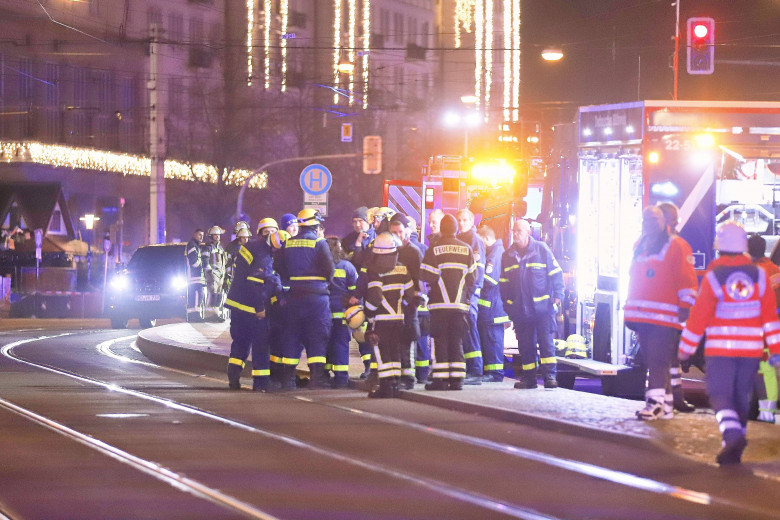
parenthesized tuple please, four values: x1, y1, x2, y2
(624, 235, 698, 330)
(679, 254, 780, 358)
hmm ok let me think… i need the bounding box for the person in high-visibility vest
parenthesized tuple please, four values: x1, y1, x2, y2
(185, 228, 206, 322)
(325, 237, 358, 388)
(476, 224, 510, 382)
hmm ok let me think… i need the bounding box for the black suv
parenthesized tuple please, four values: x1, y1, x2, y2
(106, 243, 203, 328)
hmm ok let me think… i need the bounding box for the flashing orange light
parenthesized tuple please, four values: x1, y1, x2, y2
(648, 151, 660, 164)
(694, 133, 715, 148)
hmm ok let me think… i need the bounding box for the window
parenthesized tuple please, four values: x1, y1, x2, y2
(421, 22, 429, 48)
(168, 12, 184, 43)
(19, 57, 32, 101)
(147, 7, 163, 34)
(95, 70, 112, 112)
(74, 68, 87, 106)
(189, 17, 204, 44)
(394, 13, 403, 44)
(408, 17, 417, 46)
(120, 77, 136, 111)
(289, 10, 306, 28)
(45, 63, 59, 106)
(48, 203, 66, 235)
(168, 78, 182, 114)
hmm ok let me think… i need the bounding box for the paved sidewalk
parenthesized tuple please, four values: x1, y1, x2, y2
(136, 321, 780, 481)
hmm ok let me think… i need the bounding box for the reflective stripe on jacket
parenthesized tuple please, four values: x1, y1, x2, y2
(276, 227, 335, 296)
(420, 235, 476, 312)
(225, 238, 278, 314)
(365, 263, 414, 322)
(499, 236, 563, 320)
(478, 239, 509, 324)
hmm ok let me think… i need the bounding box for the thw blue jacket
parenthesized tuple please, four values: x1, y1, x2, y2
(478, 239, 509, 324)
(275, 226, 335, 296)
(500, 237, 564, 322)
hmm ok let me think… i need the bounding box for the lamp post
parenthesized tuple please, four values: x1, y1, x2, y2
(444, 95, 481, 160)
(80, 214, 100, 285)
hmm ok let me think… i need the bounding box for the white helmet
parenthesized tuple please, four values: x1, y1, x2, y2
(714, 221, 747, 254)
(236, 228, 251, 238)
(207, 225, 225, 235)
(373, 232, 401, 255)
(344, 305, 366, 330)
(234, 221, 249, 233)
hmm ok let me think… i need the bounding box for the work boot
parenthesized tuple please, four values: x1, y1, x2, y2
(359, 360, 372, 379)
(482, 372, 503, 383)
(368, 378, 395, 398)
(448, 378, 463, 391)
(543, 377, 558, 389)
(306, 363, 328, 389)
(463, 374, 483, 386)
(399, 375, 415, 390)
(228, 380, 241, 390)
(425, 379, 449, 391)
(673, 387, 696, 413)
(330, 376, 350, 389)
(716, 437, 747, 465)
(415, 367, 431, 384)
(272, 365, 297, 391)
(252, 376, 269, 393)
(514, 371, 538, 389)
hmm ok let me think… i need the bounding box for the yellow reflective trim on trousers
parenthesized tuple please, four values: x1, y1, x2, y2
(334, 269, 346, 278)
(361, 354, 372, 361)
(527, 262, 546, 268)
(308, 356, 326, 364)
(332, 312, 345, 318)
(485, 363, 503, 370)
(522, 362, 537, 370)
(290, 276, 327, 281)
(540, 357, 557, 364)
(247, 276, 265, 284)
(464, 351, 482, 359)
(499, 278, 508, 283)
(270, 355, 283, 363)
(229, 357, 245, 367)
(252, 369, 271, 376)
(548, 267, 562, 276)
(239, 246, 253, 264)
(477, 299, 491, 307)
(332, 365, 349, 372)
(225, 298, 256, 314)
(370, 362, 378, 369)
(348, 285, 356, 290)
(533, 295, 550, 302)
(282, 357, 299, 365)
(493, 316, 510, 324)
(415, 360, 430, 367)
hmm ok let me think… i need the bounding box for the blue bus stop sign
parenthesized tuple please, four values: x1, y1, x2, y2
(300, 164, 332, 196)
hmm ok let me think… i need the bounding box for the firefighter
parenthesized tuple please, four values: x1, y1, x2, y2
(274, 209, 335, 390)
(389, 213, 426, 387)
(476, 224, 510, 382)
(657, 202, 697, 413)
(223, 221, 250, 299)
(280, 213, 299, 237)
(747, 233, 780, 423)
(679, 221, 780, 465)
(420, 214, 476, 391)
(224, 230, 280, 391)
(363, 232, 416, 398)
(326, 236, 358, 388)
(267, 230, 290, 386)
(456, 208, 486, 385)
(500, 219, 564, 390)
(186, 228, 206, 322)
(626, 207, 698, 419)
(202, 226, 229, 321)
(257, 218, 279, 239)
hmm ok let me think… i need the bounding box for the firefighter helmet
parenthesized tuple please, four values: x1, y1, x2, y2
(714, 221, 747, 254)
(234, 221, 249, 233)
(554, 339, 567, 356)
(207, 226, 224, 235)
(297, 208, 325, 227)
(351, 321, 368, 343)
(268, 230, 290, 249)
(345, 305, 366, 330)
(373, 232, 401, 255)
(257, 217, 279, 234)
(565, 334, 588, 359)
(236, 228, 251, 238)
(368, 206, 395, 224)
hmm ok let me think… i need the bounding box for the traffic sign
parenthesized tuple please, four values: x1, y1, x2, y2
(300, 164, 332, 196)
(303, 192, 328, 217)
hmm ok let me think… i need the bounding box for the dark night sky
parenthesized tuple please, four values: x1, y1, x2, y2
(520, 0, 780, 115)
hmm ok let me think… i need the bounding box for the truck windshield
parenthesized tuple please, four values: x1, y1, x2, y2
(127, 245, 186, 272)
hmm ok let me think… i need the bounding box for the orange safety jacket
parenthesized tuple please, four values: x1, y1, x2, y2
(679, 254, 780, 358)
(624, 235, 698, 330)
(755, 257, 780, 313)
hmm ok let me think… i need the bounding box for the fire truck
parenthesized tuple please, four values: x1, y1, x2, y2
(549, 100, 780, 396)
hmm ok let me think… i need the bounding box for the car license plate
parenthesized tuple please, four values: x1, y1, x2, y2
(135, 294, 161, 302)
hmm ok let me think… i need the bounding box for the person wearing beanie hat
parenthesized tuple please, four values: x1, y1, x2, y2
(419, 217, 476, 391)
(280, 213, 299, 237)
(439, 214, 458, 236)
(342, 205, 376, 266)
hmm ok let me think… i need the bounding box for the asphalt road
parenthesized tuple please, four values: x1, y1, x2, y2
(1, 326, 779, 520)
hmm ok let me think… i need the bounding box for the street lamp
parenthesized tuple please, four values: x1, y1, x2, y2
(80, 214, 100, 285)
(541, 48, 564, 62)
(443, 95, 481, 159)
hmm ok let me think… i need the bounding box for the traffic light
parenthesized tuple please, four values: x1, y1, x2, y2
(363, 135, 382, 174)
(687, 17, 715, 75)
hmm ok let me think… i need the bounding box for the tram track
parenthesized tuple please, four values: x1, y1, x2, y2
(1, 330, 777, 520)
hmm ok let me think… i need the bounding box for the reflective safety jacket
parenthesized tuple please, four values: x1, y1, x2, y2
(328, 259, 358, 319)
(420, 235, 476, 312)
(275, 227, 335, 296)
(202, 241, 228, 293)
(756, 257, 780, 314)
(478, 239, 509, 325)
(457, 227, 485, 295)
(186, 238, 205, 284)
(624, 235, 698, 330)
(500, 237, 564, 321)
(680, 254, 780, 358)
(225, 238, 278, 315)
(365, 263, 414, 322)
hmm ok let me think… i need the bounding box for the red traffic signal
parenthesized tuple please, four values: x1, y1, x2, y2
(686, 17, 715, 75)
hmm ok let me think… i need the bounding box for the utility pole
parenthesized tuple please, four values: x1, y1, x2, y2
(148, 23, 166, 244)
(673, 0, 680, 100)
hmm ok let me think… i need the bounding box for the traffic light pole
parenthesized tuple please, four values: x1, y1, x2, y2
(235, 153, 358, 223)
(673, 0, 680, 100)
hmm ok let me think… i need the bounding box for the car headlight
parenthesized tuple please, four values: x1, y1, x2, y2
(171, 275, 188, 291)
(109, 275, 129, 291)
